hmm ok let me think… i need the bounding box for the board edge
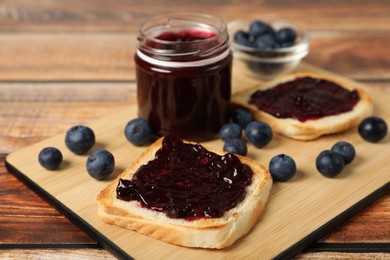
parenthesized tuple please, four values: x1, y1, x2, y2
(5, 156, 134, 260)
(273, 182, 390, 260)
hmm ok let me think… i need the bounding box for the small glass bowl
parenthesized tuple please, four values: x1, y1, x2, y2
(228, 19, 310, 80)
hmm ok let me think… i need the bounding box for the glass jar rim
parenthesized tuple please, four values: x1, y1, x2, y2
(137, 13, 229, 57)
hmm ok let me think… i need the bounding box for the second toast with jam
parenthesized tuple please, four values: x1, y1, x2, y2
(232, 71, 373, 140)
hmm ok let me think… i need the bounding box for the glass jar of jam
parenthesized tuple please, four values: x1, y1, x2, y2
(135, 13, 232, 141)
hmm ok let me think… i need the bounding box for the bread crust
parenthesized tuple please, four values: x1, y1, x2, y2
(232, 71, 373, 140)
(97, 138, 272, 249)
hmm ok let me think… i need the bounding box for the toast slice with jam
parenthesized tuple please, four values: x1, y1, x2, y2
(97, 137, 272, 249)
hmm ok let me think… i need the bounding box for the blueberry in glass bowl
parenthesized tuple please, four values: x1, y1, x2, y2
(228, 19, 310, 79)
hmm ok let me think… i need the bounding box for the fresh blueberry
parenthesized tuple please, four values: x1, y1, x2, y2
(86, 149, 115, 180)
(38, 147, 63, 170)
(234, 30, 253, 47)
(231, 108, 253, 128)
(269, 154, 296, 182)
(245, 121, 273, 148)
(249, 20, 274, 38)
(331, 141, 356, 164)
(275, 27, 297, 44)
(358, 116, 387, 143)
(124, 118, 153, 146)
(255, 33, 279, 49)
(219, 123, 242, 141)
(316, 150, 345, 178)
(65, 125, 95, 154)
(223, 139, 248, 156)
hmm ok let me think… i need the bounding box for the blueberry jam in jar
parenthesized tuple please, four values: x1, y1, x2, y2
(116, 137, 253, 220)
(135, 13, 232, 141)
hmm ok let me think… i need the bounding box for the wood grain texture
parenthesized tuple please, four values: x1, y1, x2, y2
(0, 249, 114, 259)
(0, 159, 95, 244)
(295, 252, 390, 259)
(0, 33, 137, 81)
(0, 82, 136, 154)
(0, 0, 389, 81)
(306, 34, 390, 80)
(0, 0, 389, 32)
(1, 34, 389, 81)
(321, 194, 390, 243)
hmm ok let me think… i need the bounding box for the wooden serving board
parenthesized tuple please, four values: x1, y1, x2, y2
(5, 63, 390, 259)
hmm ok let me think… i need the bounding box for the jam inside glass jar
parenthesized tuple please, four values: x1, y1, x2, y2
(135, 13, 232, 141)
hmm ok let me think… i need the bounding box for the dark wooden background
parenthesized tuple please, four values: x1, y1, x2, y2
(0, 0, 389, 259)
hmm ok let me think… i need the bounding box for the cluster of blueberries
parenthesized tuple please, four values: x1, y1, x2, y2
(234, 20, 297, 49)
(220, 111, 388, 181)
(316, 116, 388, 178)
(220, 109, 297, 182)
(38, 111, 387, 183)
(316, 141, 355, 178)
(38, 119, 155, 180)
(220, 108, 270, 154)
(38, 125, 115, 180)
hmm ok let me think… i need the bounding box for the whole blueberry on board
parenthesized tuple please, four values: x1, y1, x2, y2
(269, 154, 297, 182)
(358, 116, 387, 143)
(38, 147, 63, 170)
(245, 121, 273, 148)
(223, 139, 248, 156)
(331, 141, 356, 165)
(124, 118, 153, 146)
(219, 123, 242, 141)
(249, 20, 274, 38)
(65, 125, 95, 154)
(316, 150, 345, 178)
(231, 108, 253, 128)
(86, 149, 115, 180)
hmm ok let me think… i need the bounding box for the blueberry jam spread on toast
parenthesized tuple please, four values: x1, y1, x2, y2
(248, 77, 360, 122)
(116, 137, 253, 220)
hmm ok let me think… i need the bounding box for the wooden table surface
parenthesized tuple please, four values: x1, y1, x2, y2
(0, 1, 389, 259)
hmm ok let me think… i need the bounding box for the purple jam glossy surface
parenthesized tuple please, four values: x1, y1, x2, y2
(116, 137, 253, 220)
(248, 77, 360, 122)
(136, 30, 232, 141)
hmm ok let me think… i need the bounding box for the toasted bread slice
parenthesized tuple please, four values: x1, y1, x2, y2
(232, 71, 373, 141)
(97, 137, 272, 249)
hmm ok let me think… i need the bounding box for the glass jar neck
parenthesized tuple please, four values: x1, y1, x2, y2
(137, 13, 230, 62)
